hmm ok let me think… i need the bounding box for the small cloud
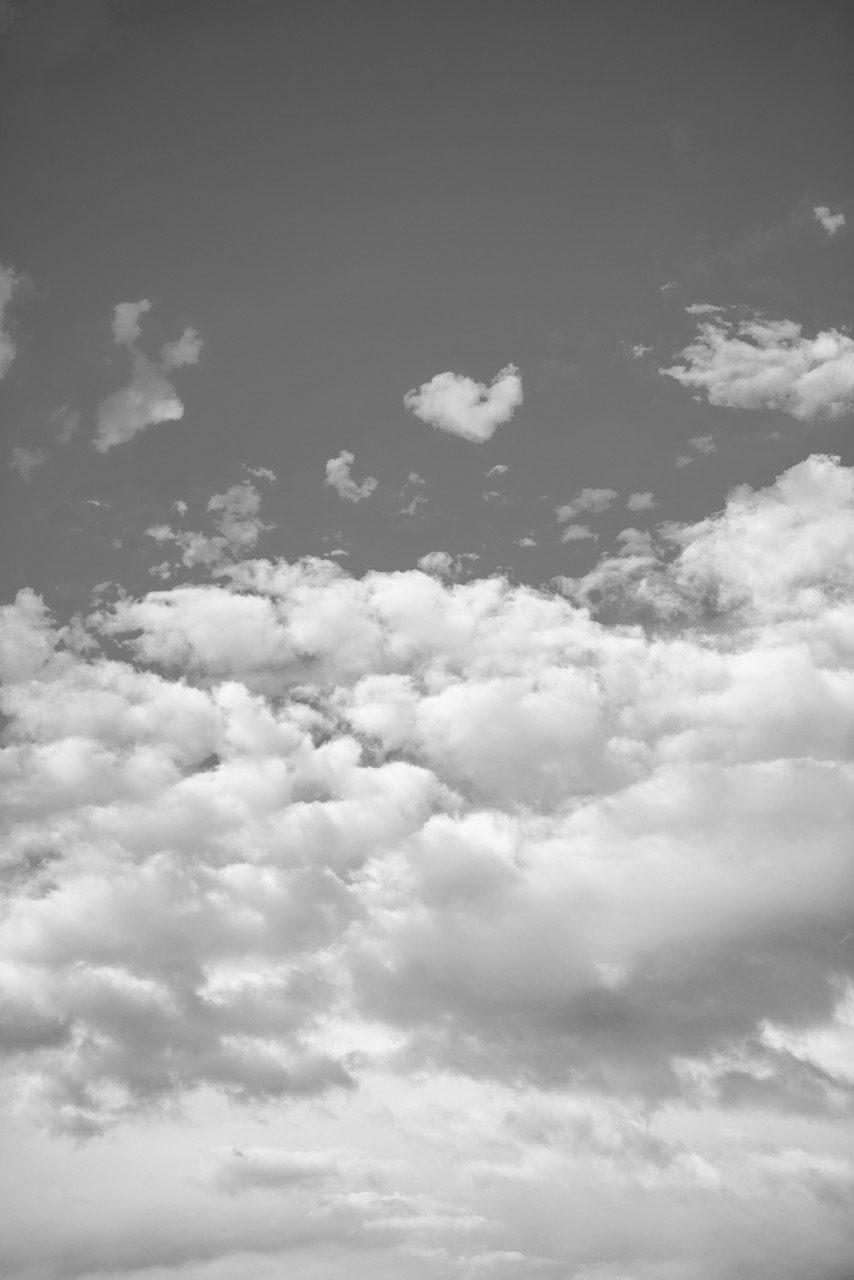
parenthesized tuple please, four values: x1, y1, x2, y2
(245, 466, 277, 483)
(675, 454, 693, 467)
(404, 365, 523, 443)
(406, 471, 425, 485)
(325, 451, 378, 503)
(9, 446, 46, 481)
(685, 303, 724, 315)
(814, 205, 846, 236)
(483, 490, 507, 502)
(51, 406, 80, 444)
(660, 281, 677, 292)
(94, 301, 203, 452)
(560, 523, 595, 543)
(630, 344, 652, 359)
(328, 548, 350, 558)
(616, 527, 655, 556)
(626, 491, 657, 513)
(555, 487, 618, 522)
(160, 327, 202, 370)
(689, 435, 716, 454)
(173, 500, 188, 516)
(112, 299, 152, 347)
(418, 550, 455, 577)
(486, 464, 509, 476)
(0, 262, 23, 379)
(516, 536, 536, 547)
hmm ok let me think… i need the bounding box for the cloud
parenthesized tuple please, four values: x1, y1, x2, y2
(626, 492, 657, 512)
(663, 311, 854, 421)
(560, 523, 595, 542)
(94, 300, 203, 451)
(630, 343, 652, 359)
(0, 261, 22, 378)
(555, 488, 617, 522)
(3, 454, 854, 1277)
(404, 365, 523, 443)
(146, 480, 270, 573)
(486, 464, 509, 477)
(325, 451, 378, 503)
(9, 446, 47, 481)
(689, 434, 716, 454)
(814, 205, 846, 236)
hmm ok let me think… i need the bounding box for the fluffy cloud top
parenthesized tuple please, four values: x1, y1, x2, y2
(663, 311, 854, 421)
(0, 262, 22, 378)
(404, 365, 523, 443)
(2, 454, 854, 1277)
(325, 451, 378, 502)
(94, 301, 202, 451)
(814, 205, 846, 236)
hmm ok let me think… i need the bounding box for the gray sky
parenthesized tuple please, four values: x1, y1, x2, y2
(1, 2, 853, 1278)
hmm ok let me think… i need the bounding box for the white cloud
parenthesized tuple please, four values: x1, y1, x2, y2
(630, 343, 652, 358)
(486, 464, 509, 476)
(404, 365, 523, 443)
(9, 446, 47, 482)
(626, 491, 657, 512)
(663, 311, 854, 420)
(560, 522, 595, 542)
(146, 480, 269, 572)
(3, 453, 854, 1278)
(555, 487, 617, 522)
(0, 262, 23, 378)
(245, 465, 277, 482)
(814, 205, 846, 236)
(94, 301, 203, 451)
(325, 451, 378, 503)
(689, 434, 716, 454)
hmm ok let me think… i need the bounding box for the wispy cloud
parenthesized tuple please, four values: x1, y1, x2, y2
(0, 262, 23, 379)
(9, 446, 46, 482)
(404, 365, 523, 443)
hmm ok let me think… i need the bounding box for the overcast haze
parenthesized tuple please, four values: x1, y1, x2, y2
(1, 2, 854, 1278)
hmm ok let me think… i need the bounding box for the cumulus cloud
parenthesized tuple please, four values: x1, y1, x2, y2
(555, 487, 617, 522)
(560, 523, 595, 542)
(325, 451, 378, 503)
(626, 491, 657, 512)
(663, 310, 854, 420)
(814, 205, 846, 236)
(690, 434, 716, 454)
(94, 300, 203, 451)
(404, 365, 523, 443)
(3, 454, 854, 1277)
(0, 261, 23, 378)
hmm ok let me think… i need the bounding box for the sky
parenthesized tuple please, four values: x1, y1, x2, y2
(1, 1, 853, 1277)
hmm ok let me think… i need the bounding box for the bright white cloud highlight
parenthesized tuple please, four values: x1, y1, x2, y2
(94, 300, 203, 451)
(325, 451, 378, 502)
(404, 365, 523, 443)
(663, 311, 854, 421)
(814, 205, 846, 236)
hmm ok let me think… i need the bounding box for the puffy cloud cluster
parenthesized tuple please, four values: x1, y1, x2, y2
(2, 454, 854, 1276)
(404, 365, 523, 443)
(325, 451, 378, 502)
(663, 310, 854, 421)
(94, 300, 202, 451)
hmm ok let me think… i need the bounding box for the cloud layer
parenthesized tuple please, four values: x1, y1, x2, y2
(2, 454, 853, 1277)
(404, 366, 523, 442)
(663, 311, 854, 421)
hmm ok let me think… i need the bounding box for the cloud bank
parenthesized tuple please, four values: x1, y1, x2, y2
(663, 311, 854, 421)
(1, 454, 853, 1277)
(404, 365, 523, 442)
